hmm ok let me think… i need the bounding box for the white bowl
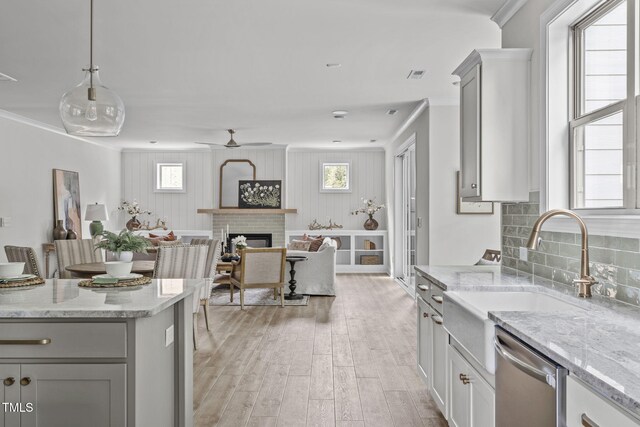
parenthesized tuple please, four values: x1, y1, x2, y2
(0, 262, 25, 278)
(105, 262, 133, 278)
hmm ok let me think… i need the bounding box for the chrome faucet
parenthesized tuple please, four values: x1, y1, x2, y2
(526, 209, 597, 298)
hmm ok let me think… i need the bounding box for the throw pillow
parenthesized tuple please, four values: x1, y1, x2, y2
(303, 234, 322, 241)
(318, 237, 337, 252)
(308, 237, 324, 252)
(149, 231, 177, 241)
(288, 240, 312, 251)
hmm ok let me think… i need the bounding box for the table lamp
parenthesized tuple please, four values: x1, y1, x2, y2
(85, 203, 109, 237)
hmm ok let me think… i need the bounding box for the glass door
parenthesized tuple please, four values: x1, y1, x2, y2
(396, 144, 416, 289)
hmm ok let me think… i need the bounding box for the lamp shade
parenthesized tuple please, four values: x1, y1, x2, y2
(85, 203, 109, 221)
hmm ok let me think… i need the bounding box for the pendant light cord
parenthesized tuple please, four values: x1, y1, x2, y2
(87, 0, 96, 100)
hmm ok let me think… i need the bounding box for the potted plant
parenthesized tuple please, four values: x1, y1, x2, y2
(118, 200, 152, 231)
(95, 229, 150, 262)
(351, 198, 385, 230)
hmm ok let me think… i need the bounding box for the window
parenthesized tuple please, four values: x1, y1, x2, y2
(570, 0, 633, 209)
(321, 162, 350, 192)
(155, 162, 185, 192)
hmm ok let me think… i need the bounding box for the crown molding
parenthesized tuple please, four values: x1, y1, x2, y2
(389, 98, 429, 144)
(491, 0, 529, 28)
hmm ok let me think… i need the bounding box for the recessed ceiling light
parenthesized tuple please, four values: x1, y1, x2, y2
(407, 70, 426, 79)
(452, 81, 460, 86)
(326, 63, 342, 68)
(387, 109, 398, 116)
(0, 72, 17, 82)
(370, 139, 377, 143)
(149, 140, 158, 144)
(332, 110, 348, 116)
(333, 140, 341, 144)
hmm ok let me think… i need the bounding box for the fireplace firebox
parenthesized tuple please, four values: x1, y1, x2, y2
(227, 233, 273, 251)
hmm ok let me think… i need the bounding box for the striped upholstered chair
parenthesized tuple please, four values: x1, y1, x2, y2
(230, 248, 287, 310)
(153, 244, 209, 349)
(54, 239, 103, 279)
(189, 239, 221, 331)
(4, 246, 42, 277)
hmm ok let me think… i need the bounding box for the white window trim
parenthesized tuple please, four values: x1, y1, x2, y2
(319, 161, 352, 193)
(154, 161, 186, 193)
(539, 0, 640, 237)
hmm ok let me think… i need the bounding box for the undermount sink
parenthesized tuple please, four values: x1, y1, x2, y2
(443, 291, 584, 374)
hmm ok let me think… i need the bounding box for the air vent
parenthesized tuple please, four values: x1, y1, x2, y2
(0, 72, 17, 82)
(407, 70, 426, 79)
(387, 109, 398, 116)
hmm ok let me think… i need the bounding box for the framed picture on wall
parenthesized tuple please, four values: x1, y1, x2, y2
(456, 171, 494, 215)
(238, 180, 282, 209)
(53, 169, 82, 238)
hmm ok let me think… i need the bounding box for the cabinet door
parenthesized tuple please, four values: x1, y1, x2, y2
(430, 306, 448, 418)
(448, 346, 470, 427)
(459, 64, 481, 199)
(417, 297, 431, 385)
(470, 366, 495, 427)
(20, 364, 126, 427)
(0, 365, 20, 427)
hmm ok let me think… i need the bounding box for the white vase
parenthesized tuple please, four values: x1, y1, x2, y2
(113, 251, 133, 262)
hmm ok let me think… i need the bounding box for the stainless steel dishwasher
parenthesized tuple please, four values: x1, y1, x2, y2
(495, 327, 567, 427)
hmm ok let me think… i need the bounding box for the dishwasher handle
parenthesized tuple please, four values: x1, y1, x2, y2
(494, 337, 555, 387)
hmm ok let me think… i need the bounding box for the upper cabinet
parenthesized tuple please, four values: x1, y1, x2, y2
(453, 49, 532, 202)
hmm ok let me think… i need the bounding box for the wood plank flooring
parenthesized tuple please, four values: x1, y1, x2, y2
(193, 274, 447, 427)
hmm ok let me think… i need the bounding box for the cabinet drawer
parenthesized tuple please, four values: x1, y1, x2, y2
(0, 322, 126, 359)
(416, 273, 430, 300)
(566, 375, 640, 427)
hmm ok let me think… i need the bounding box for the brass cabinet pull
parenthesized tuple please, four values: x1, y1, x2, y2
(20, 377, 31, 386)
(0, 338, 51, 345)
(417, 284, 428, 292)
(423, 312, 428, 318)
(431, 295, 443, 304)
(581, 413, 599, 427)
(459, 373, 470, 384)
(3, 377, 15, 386)
(431, 315, 443, 325)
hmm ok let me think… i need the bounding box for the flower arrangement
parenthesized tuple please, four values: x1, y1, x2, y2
(351, 198, 385, 216)
(232, 235, 248, 251)
(118, 200, 152, 217)
(239, 182, 281, 208)
(95, 229, 150, 256)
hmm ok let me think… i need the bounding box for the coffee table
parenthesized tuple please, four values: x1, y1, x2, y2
(285, 256, 308, 300)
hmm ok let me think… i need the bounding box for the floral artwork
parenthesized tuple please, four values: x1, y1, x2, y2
(238, 180, 282, 209)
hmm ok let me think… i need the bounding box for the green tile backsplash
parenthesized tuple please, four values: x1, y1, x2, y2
(502, 192, 640, 307)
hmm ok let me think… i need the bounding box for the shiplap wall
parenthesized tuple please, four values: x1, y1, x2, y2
(286, 149, 386, 230)
(121, 148, 286, 230)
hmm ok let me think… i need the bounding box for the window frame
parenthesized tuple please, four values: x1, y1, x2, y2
(155, 162, 186, 193)
(319, 161, 352, 193)
(568, 0, 637, 212)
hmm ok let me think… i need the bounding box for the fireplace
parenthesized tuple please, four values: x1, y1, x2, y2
(228, 233, 272, 251)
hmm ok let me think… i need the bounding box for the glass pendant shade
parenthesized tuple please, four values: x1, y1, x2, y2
(59, 68, 125, 136)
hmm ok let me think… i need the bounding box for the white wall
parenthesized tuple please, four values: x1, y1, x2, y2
(0, 112, 122, 264)
(287, 149, 386, 230)
(502, 0, 558, 192)
(427, 106, 501, 265)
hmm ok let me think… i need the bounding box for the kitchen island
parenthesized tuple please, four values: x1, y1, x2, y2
(0, 278, 204, 427)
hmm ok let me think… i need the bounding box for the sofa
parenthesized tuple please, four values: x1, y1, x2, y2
(285, 246, 336, 296)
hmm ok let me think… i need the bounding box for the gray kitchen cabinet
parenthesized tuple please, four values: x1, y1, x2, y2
(453, 48, 533, 202)
(0, 365, 20, 427)
(417, 295, 431, 385)
(430, 305, 448, 418)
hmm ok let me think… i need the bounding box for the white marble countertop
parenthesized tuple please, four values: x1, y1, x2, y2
(0, 279, 205, 318)
(416, 265, 640, 419)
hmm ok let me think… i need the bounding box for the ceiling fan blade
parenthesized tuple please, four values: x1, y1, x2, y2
(240, 142, 272, 147)
(195, 142, 227, 148)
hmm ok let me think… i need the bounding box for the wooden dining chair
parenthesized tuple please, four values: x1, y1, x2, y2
(189, 239, 221, 331)
(153, 244, 209, 349)
(54, 239, 103, 279)
(230, 248, 287, 310)
(4, 246, 42, 277)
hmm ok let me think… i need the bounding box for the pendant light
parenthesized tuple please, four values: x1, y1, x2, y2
(59, 0, 125, 136)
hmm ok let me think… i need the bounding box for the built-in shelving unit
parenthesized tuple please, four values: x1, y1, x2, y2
(285, 230, 389, 274)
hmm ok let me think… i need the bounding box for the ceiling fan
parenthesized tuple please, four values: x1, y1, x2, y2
(195, 129, 272, 149)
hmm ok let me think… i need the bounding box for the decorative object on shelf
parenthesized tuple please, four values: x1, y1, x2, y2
(455, 171, 494, 214)
(118, 200, 152, 231)
(308, 219, 344, 230)
(66, 229, 78, 240)
(85, 203, 108, 237)
(238, 180, 282, 209)
(53, 169, 82, 239)
(351, 198, 385, 230)
(53, 220, 67, 241)
(219, 159, 256, 209)
(231, 235, 248, 251)
(363, 239, 376, 250)
(95, 229, 150, 262)
(138, 218, 168, 231)
(360, 255, 381, 265)
(59, 0, 124, 136)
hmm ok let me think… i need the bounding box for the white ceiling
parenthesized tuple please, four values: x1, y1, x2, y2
(0, 0, 502, 149)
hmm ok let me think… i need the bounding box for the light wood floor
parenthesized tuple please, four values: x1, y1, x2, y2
(193, 274, 447, 427)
